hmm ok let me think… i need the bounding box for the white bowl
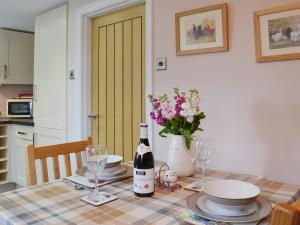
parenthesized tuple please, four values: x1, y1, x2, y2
(202, 179, 260, 206)
(105, 155, 123, 168)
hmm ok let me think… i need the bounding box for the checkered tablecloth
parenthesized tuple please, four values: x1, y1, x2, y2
(0, 170, 299, 225)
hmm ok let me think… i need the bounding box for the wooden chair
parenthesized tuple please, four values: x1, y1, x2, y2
(26, 137, 92, 186)
(271, 199, 300, 225)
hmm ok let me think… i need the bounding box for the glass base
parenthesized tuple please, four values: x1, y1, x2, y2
(87, 191, 109, 202)
(81, 191, 118, 206)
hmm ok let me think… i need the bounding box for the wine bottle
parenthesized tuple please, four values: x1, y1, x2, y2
(133, 123, 155, 197)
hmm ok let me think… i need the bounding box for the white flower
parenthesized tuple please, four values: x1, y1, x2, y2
(161, 100, 175, 120)
(187, 115, 194, 123)
(181, 102, 189, 110)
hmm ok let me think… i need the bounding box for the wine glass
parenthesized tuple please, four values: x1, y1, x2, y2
(197, 139, 212, 181)
(85, 145, 108, 202)
(191, 134, 203, 172)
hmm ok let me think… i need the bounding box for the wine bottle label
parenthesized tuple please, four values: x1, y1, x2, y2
(137, 144, 151, 155)
(134, 168, 155, 194)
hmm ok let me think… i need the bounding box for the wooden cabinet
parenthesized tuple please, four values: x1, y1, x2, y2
(33, 5, 67, 131)
(0, 29, 34, 85)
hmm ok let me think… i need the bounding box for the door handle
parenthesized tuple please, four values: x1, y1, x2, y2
(88, 113, 98, 119)
(3, 65, 7, 79)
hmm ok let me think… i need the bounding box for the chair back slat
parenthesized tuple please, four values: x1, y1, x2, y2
(26, 137, 93, 186)
(26, 145, 37, 185)
(64, 154, 72, 177)
(41, 158, 49, 183)
(76, 152, 83, 168)
(34, 141, 89, 159)
(52, 156, 60, 179)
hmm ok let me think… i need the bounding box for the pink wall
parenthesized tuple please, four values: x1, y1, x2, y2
(0, 85, 33, 115)
(153, 0, 300, 185)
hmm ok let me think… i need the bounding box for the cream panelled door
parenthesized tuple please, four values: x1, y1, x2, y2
(91, 4, 145, 161)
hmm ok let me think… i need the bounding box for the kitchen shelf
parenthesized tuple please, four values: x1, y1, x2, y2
(0, 172, 8, 184)
(0, 150, 7, 159)
(0, 169, 8, 173)
(0, 125, 8, 184)
(0, 161, 7, 170)
(0, 126, 7, 136)
(0, 180, 8, 185)
(0, 139, 7, 147)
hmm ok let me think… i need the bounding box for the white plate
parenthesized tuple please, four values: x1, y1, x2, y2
(187, 192, 272, 223)
(102, 165, 127, 177)
(197, 195, 257, 217)
(202, 180, 260, 206)
(105, 155, 123, 168)
(76, 166, 133, 182)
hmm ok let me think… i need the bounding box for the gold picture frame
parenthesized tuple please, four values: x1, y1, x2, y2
(254, 3, 300, 62)
(175, 3, 228, 56)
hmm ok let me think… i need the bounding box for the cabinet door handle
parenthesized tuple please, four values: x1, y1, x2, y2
(33, 85, 37, 101)
(33, 133, 37, 146)
(17, 131, 27, 135)
(3, 65, 7, 79)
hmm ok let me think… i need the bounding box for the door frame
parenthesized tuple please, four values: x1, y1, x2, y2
(72, 0, 154, 147)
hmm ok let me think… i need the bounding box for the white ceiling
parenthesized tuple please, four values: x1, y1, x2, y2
(0, 0, 67, 32)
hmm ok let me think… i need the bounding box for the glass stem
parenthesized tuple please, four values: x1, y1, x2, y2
(202, 162, 205, 179)
(94, 175, 99, 194)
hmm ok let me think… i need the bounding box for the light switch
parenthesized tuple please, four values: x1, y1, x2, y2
(69, 70, 75, 80)
(156, 57, 167, 71)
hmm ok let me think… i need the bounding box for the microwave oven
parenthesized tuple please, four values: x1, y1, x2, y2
(6, 99, 33, 118)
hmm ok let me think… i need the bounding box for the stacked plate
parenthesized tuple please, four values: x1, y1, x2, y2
(76, 155, 132, 182)
(186, 179, 272, 223)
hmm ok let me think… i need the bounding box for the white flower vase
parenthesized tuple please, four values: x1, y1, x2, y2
(167, 135, 196, 177)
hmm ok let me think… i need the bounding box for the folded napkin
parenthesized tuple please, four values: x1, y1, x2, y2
(183, 178, 216, 192)
(64, 165, 133, 188)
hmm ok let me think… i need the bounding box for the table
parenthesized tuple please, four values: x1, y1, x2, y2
(0, 170, 299, 225)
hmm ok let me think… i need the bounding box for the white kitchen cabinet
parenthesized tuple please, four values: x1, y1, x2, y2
(9, 125, 33, 186)
(34, 127, 66, 147)
(15, 137, 32, 186)
(0, 29, 34, 85)
(33, 5, 67, 131)
(32, 5, 68, 183)
(0, 30, 8, 85)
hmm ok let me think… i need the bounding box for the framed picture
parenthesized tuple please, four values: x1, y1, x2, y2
(254, 3, 300, 62)
(175, 3, 228, 56)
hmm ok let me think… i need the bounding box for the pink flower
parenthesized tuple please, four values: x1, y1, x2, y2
(156, 116, 164, 125)
(165, 111, 175, 120)
(149, 88, 203, 125)
(150, 111, 156, 120)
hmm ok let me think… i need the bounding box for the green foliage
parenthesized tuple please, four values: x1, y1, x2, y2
(158, 112, 206, 149)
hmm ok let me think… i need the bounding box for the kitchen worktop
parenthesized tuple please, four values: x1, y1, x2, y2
(0, 118, 34, 126)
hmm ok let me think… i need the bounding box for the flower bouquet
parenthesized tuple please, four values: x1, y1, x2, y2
(149, 88, 206, 149)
